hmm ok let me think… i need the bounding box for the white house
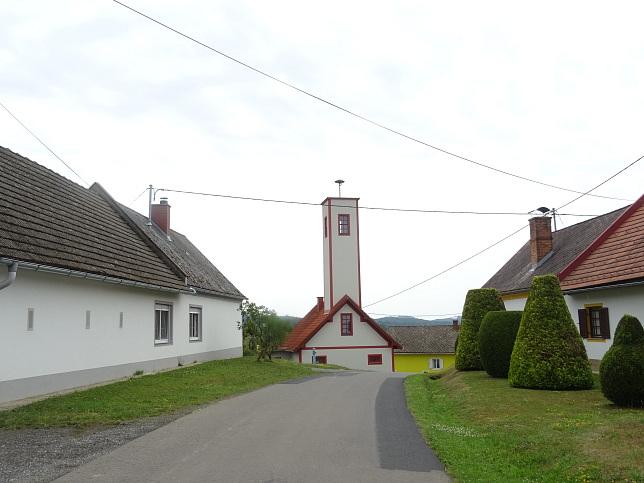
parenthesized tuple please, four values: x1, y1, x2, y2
(275, 197, 401, 371)
(483, 196, 644, 368)
(0, 146, 245, 404)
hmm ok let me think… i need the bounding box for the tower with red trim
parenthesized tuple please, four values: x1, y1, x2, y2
(322, 197, 361, 311)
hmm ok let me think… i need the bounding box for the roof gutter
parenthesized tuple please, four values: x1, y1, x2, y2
(562, 279, 644, 295)
(0, 258, 191, 294)
(0, 261, 18, 291)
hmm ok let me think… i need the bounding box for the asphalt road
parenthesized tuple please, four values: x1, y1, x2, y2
(54, 371, 451, 483)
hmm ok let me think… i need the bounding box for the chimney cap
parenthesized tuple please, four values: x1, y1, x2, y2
(159, 197, 169, 205)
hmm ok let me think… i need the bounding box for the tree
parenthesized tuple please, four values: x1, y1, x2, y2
(455, 288, 505, 371)
(508, 274, 593, 390)
(238, 301, 292, 361)
(600, 314, 644, 407)
(478, 310, 522, 378)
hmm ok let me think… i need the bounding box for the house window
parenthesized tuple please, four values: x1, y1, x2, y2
(27, 308, 34, 331)
(189, 306, 202, 341)
(155, 302, 172, 344)
(341, 313, 353, 336)
(577, 305, 610, 340)
(324, 216, 328, 238)
(430, 358, 443, 370)
(338, 214, 350, 235)
(315, 355, 327, 364)
(368, 354, 383, 365)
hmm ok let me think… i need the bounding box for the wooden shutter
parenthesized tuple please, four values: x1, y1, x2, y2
(577, 309, 588, 338)
(599, 307, 610, 339)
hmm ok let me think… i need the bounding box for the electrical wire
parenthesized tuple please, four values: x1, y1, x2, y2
(0, 101, 89, 187)
(156, 188, 599, 217)
(362, 224, 528, 308)
(112, 0, 631, 204)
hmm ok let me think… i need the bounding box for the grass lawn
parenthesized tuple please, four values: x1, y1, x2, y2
(0, 357, 316, 429)
(406, 368, 644, 483)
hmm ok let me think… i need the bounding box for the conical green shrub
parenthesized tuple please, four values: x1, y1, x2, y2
(479, 310, 522, 378)
(455, 288, 505, 371)
(508, 274, 593, 390)
(600, 315, 644, 407)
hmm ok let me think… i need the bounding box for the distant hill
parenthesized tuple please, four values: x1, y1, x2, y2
(375, 316, 461, 329)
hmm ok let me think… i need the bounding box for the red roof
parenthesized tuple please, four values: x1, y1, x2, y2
(280, 295, 402, 351)
(560, 193, 644, 290)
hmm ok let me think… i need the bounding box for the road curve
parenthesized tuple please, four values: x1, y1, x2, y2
(55, 371, 451, 483)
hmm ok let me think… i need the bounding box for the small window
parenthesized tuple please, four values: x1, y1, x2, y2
(578, 305, 610, 340)
(338, 214, 350, 235)
(341, 313, 353, 336)
(324, 216, 328, 238)
(189, 306, 202, 341)
(315, 355, 327, 364)
(430, 358, 443, 370)
(368, 354, 383, 365)
(155, 302, 173, 344)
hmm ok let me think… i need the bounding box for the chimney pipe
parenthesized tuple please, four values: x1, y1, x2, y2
(151, 197, 171, 236)
(529, 216, 553, 266)
(452, 317, 459, 331)
(317, 297, 325, 312)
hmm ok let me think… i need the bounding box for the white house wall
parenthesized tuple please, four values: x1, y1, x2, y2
(502, 285, 644, 362)
(0, 268, 242, 404)
(305, 306, 393, 371)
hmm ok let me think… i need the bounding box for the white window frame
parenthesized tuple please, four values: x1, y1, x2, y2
(189, 306, 202, 341)
(155, 302, 173, 345)
(430, 358, 443, 370)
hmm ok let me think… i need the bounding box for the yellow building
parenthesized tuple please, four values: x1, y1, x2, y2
(386, 324, 459, 373)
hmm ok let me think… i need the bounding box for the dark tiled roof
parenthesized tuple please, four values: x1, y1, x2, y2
(0, 145, 243, 299)
(385, 325, 459, 354)
(281, 295, 402, 351)
(560, 194, 644, 291)
(482, 208, 627, 295)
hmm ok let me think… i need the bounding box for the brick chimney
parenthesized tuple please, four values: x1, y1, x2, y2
(452, 317, 460, 331)
(151, 197, 171, 236)
(529, 216, 553, 265)
(317, 297, 325, 312)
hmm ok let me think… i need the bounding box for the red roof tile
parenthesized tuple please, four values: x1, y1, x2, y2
(560, 193, 644, 290)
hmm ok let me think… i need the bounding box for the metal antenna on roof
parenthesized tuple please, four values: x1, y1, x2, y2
(147, 185, 153, 226)
(335, 179, 345, 198)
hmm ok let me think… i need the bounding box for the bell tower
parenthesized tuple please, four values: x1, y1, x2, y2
(321, 196, 361, 311)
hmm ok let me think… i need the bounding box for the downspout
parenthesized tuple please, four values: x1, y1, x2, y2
(0, 262, 18, 291)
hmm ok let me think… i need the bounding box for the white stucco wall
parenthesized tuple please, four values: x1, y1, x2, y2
(502, 285, 644, 362)
(304, 305, 393, 371)
(0, 267, 243, 403)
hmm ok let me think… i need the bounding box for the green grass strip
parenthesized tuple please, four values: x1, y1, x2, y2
(405, 369, 644, 483)
(0, 357, 315, 429)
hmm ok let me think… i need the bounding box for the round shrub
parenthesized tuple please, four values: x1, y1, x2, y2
(479, 310, 522, 378)
(600, 314, 644, 407)
(455, 288, 505, 371)
(508, 274, 593, 390)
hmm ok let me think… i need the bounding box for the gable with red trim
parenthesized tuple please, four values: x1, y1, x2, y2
(560, 193, 644, 291)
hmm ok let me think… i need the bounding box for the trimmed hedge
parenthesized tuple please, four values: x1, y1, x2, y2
(508, 275, 593, 390)
(455, 288, 505, 371)
(600, 314, 644, 407)
(479, 310, 522, 378)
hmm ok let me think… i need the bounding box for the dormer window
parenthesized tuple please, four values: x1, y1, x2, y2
(338, 214, 350, 235)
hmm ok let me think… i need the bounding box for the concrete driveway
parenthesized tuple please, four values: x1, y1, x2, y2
(55, 371, 451, 482)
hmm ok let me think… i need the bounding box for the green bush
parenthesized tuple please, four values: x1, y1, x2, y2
(455, 288, 505, 371)
(600, 314, 644, 407)
(508, 275, 593, 390)
(479, 310, 522, 378)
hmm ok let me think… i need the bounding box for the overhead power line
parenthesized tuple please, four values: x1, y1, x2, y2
(112, 0, 631, 203)
(156, 188, 599, 217)
(0, 101, 89, 187)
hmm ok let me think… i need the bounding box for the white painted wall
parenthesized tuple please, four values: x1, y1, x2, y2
(0, 267, 243, 403)
(304, 305, 393, 371)
(502, 285, 644, 362)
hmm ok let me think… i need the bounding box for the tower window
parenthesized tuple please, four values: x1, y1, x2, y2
(338, 214, 350, 235)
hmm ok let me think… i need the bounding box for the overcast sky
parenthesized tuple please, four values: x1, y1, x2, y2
(2, 1, 643, 319)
